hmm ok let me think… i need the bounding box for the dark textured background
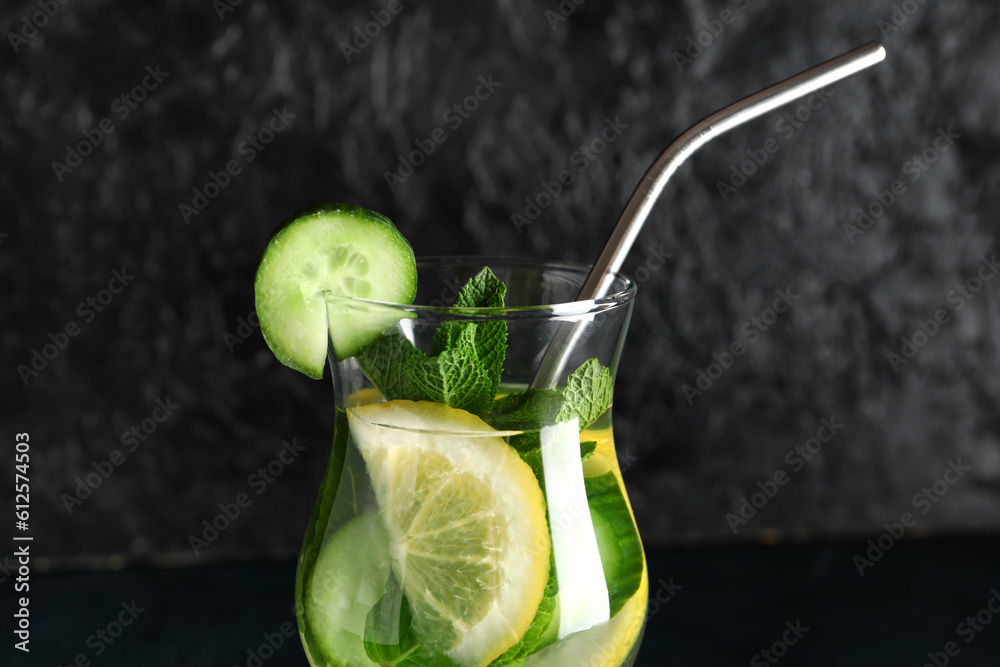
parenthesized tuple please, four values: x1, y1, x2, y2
(2, 0, 998, 577)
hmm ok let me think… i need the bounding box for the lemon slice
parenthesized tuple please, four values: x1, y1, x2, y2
(347, 400, 551, 667)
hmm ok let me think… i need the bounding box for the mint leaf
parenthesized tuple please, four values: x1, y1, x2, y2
(408, 325, 495, 416)
(433, 267, 507, 352)
(432, 267, 507, 407)
(364, 572, 416, 664)
(456, 267, 507, 308)
(356, 334, 431, 401)
(488, 359, 613, 433)
(364, 573, 456, 666)
(556, 358, 614, 429)
(358, 326, 497, 417)
(437, 333, 496, 416)
(400, 652, 457, 667)
(488, 389, 563, 431)
(355, 268, 507, 418)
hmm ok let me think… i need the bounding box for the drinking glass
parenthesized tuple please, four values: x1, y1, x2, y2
(296, 257, 647, 667)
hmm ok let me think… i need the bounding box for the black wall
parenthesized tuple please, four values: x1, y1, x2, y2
(3, 0, 998, 571)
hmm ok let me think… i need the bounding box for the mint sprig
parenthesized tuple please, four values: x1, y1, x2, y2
(356, 267, 507, 417)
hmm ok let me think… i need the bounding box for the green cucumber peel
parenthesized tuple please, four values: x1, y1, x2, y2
(585, 472, 644, 617)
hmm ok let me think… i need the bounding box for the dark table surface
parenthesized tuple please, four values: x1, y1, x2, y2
(11, 535, 1000, 666)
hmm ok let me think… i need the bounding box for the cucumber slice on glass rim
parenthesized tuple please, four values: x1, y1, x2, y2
(254, 204, 417, 378)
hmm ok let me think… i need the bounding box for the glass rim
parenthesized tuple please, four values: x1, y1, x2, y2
(323, 255, 636, 319)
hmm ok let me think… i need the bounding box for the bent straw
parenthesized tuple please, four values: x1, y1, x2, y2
(531, 41, 887, 389)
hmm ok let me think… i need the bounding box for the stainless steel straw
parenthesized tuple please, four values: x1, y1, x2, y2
(531, 41, 887, 389)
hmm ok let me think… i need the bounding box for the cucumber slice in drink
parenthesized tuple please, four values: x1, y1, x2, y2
(305, 511, 391, 666)
(254, 204, 417, 378)
(585, 472, 644, 618)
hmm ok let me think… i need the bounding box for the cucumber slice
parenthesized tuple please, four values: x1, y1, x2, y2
(585, 472, 644, 617)
(305, 511, 391, 666)
(254, 204, 417, 378)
